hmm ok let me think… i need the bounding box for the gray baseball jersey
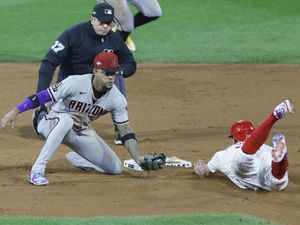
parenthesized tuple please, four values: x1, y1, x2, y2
(31, 74, 128, 175)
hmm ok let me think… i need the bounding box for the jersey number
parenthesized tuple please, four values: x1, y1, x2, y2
(51, 41, 65, 53)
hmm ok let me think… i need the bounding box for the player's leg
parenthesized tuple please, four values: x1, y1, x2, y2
(271, 133, 288, 179)
(262, 133, 289, 190)
(101, 0, 134, 41)
(66, 151, 105, 172)
(29, 112, 74, 185)
(64, 128, 122, 174)
(242, 100, 295, 155)
(32, 106, 47, 135)
(129, 0, 162, 28)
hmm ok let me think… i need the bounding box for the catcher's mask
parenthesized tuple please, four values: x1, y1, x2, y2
(229, 120, 254, 142)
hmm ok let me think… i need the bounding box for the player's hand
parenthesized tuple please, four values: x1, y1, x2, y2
(1, 108, 19, 128)
(139, 152, 166, 170)
(194, 160, 210, 177)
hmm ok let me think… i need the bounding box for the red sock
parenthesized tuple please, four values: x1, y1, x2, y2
(242, 114, 277, 154)
(272, 156, 288, 179)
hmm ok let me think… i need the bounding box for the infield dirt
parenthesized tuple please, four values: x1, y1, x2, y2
(0, 63, 299, 225)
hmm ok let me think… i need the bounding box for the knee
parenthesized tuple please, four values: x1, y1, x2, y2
(122, 23, 134, 33)
(57, 114, 73, 132)
(109, 160, 122, 175)
(152, 8, 162, 17)
(144, 7, 162, 18)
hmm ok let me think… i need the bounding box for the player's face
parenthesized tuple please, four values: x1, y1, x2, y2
(90, 17, 111, 36)
(93, 68, 116, 91)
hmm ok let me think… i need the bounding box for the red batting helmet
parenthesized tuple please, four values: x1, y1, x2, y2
(229, 120, 254, 142)
(93, 52, 120, 73)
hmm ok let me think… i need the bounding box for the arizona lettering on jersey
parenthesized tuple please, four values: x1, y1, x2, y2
(48, 74, 129, 125)
(69, 100, 106, 116)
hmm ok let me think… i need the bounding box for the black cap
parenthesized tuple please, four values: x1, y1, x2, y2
(92, 3, 114, 23)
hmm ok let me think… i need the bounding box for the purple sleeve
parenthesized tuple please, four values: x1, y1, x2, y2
(16, 98, 34, 112)
(16, 90, 52, 113)
(37, 89, 52, 104)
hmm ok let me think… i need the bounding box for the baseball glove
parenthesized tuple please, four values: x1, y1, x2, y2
(140, 152, 166, 170)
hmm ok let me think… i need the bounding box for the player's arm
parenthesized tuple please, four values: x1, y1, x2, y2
(116, 123, 144, 164)
(114, 34, 137, 78)
(36, 29, 71, 92)
(0, 90, 53, 128)
(37, 59, 60, 92)
(194, 150, 225, 177)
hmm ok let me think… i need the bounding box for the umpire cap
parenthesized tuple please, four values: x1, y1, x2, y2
(92, 3, 114, 23)
(93, 52, 120, 73)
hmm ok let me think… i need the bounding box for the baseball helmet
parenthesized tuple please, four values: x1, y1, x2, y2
(229, 120, 254, 142)
(93, 52, 120, 73)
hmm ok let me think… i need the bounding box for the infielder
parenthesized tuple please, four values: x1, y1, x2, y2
(194, 99, 295, 191)
(34, 3, 136, 144)
(97, 0, 162, 51)
(1, 52, 150, 186)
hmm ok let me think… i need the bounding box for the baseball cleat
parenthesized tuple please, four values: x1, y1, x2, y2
(114, 134, 122, 145)
(28, 173, 49, 186)
(126, 35, 136, 52)
(273, 99, 295, 119)
(272, 133, 287, 163)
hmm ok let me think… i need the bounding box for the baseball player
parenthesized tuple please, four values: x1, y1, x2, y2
(96, 0, 162, 51)
(1, 52, 143, 186)
(194, 99, 295, 191)
(34, 3, 136, 144)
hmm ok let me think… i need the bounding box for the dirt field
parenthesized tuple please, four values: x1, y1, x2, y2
(0, 63, 299, 225)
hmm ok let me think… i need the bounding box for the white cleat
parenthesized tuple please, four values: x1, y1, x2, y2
(28, 173, 49, 186)
(273, 99, 295, 119)
(114, 134, 122, 145)
(272, 133, 287, 162)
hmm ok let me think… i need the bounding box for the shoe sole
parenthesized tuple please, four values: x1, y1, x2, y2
(285, 99, 295, 114)
(28, 174, 49, 186)
(114, 140, 122, 145)
(272, 142, 287, 162)
(29, 181, 49, 186)
(29, 178, 49, 186)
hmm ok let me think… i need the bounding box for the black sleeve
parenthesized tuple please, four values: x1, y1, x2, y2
(36, 59, 58, 92)
(114, 35, 137, 78)
(36, 27, 73, 91)
(120, 56, 137, 78)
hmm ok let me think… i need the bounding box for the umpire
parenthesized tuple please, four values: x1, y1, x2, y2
(34, 3, 136, 144)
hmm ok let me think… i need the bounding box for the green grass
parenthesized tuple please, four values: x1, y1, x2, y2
(0, 214, 281, 225)
(0, 0, 94, 61)
(1, 0, 300, 63)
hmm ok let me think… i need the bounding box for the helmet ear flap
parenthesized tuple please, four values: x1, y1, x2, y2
(230, 120, 254, 142)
